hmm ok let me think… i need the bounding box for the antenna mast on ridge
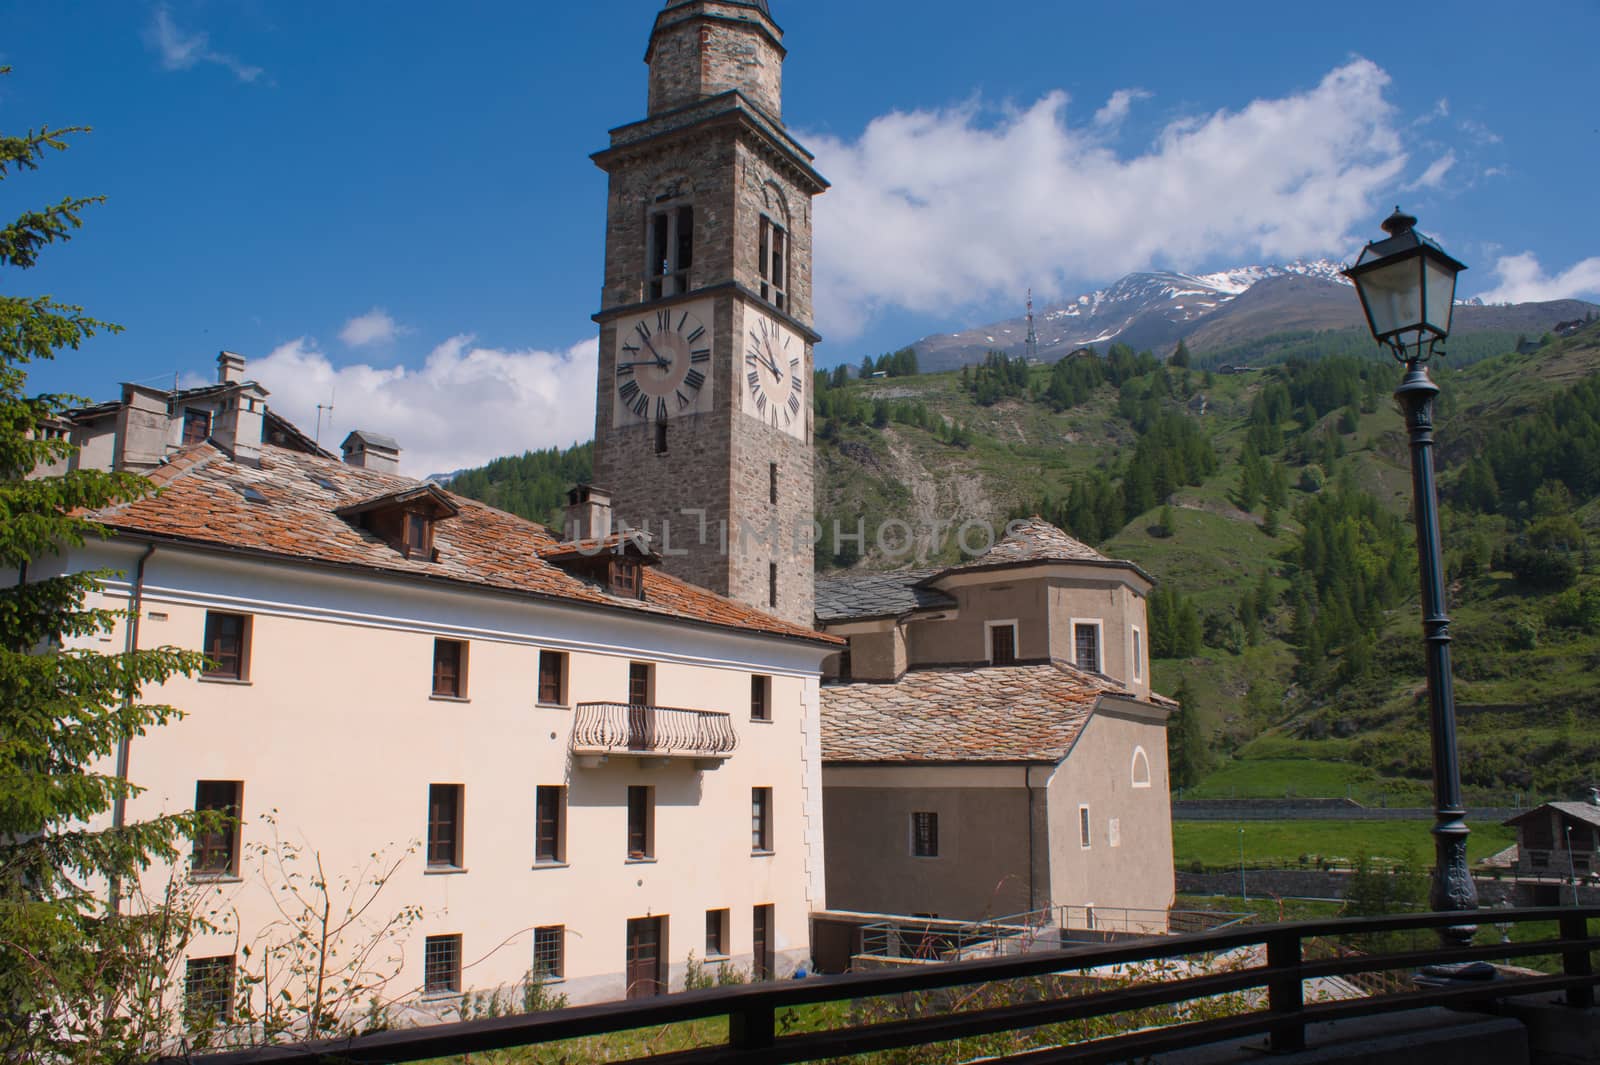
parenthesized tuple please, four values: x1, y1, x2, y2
(1025, 288, 1039, 364)
(314, 391, 336, 447)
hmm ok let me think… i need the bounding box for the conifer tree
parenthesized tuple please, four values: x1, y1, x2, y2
(0, 77, 208, 1060)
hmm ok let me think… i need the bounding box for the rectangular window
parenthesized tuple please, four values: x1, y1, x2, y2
(1079, 805, 1092, 849)
(654, 420, 668, 455)
(402, 511, 433, 560)
(989, 623, 1017, 665)
(752, 904, 775, 981)
(769, 462, 779, 505)
(184, 955, 235, 1024)
(768, 563, 778, 609)
(627, 785, 654, 860)
(193, 780, 243, 877)
(647, 205, 694, 300)
(432, 638, 467, 698)
(427, 784, 463, 869)
(533, 926, 564, 981)
(1131, 627, 1144, 682)
(705, 908, 730, 958)
(423, 934, 462, 995)
(182, 408, 212, 445)
(758, 217, 788, 311)
(751, 787, 772, 853)
(202, 611, 250, 681)
(750, 674, 771, 721)
(628, 662, 653, 707)
(538, 650, 568, 706)
(911, 811, 939, 858)
(610, 559, 643, 599)
(1074, 622, 1101, 674)
(535, 785, 565, 864)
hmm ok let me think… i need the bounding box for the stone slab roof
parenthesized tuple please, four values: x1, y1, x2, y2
(89, 443, 837, 647)
(821, 661, 1141, 764)
(952, 516, 1111, 568)
(1506, 802, 1600, 830)
(814, 569, 956, 623)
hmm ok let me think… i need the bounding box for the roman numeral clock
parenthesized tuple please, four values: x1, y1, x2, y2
(744, 313, 806, 437)
(613, 303, 715, 426)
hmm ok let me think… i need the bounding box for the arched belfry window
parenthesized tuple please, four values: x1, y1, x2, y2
(758, 183, 790, 312)
(1131, 746, 1152, 789)
(647, 181, 694, 300)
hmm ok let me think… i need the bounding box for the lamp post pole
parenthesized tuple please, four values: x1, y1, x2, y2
(1344, 208, 1478, 947)
(1394, 356, 1479, 944)
(1566, 824, 1578, 903)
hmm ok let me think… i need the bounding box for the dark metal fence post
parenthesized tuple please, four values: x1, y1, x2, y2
(1559, 912, 1594, 1009)
(1267, 930, 1306, 1053)
(730, 1000, 776, 1054)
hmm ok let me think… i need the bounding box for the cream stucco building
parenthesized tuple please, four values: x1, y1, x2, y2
(36, 431, 837, 1013)
(816, 521, 1177, 934)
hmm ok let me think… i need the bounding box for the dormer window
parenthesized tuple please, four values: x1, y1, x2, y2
(610, 558, 643, 599)
(336, 484, 460, 563)
(182, 408, 212, 445)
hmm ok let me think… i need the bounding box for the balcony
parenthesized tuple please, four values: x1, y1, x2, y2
(571, 702, 738, 768)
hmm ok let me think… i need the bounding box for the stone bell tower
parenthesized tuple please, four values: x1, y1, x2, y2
(589, 0, 827, 627)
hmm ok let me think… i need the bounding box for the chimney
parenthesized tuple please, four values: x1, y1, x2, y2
(340, 430, 402, 473)
(565, 484, 612, 541)
(218, 351, 247, 384)
(214, 384, 268, 466)
(113, 384, 170, 471)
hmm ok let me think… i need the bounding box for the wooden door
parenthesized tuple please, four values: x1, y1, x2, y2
(752, 904, 774, 981)
(625, 917, 663, 998)
(627, 663, 654, 749)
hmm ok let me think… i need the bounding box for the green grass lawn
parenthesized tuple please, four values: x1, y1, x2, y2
(1174, 819, 1517, 870)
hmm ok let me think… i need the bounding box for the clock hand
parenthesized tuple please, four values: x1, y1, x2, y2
(638, 332, 671, 368)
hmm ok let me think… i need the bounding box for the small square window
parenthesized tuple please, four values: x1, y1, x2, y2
(533, 925, 564, 981)
(538, 650, 568, 706)
(535, 785, 565, 864)
(627, 785, 654, 860)
(610, 559, 644, 599)
(1074, 623, 1102, 674)
(193, 780, 243, 877)
(202, 611, 251, 681)
(432, 638, 467, 698)
(751, 787, 773, 853)
(182, 408, 212, 445)
(705, 908, 730, 958)
(750, 675, 771, 721)
(424, 934, 462, 995)
(428, 784, 464, 869)
(911, 811, 939, 858)
(184, 955, 235, 1025)
(989, 623, 1017, 665)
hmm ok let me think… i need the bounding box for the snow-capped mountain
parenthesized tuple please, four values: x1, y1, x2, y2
(910, 260, 1356, 371)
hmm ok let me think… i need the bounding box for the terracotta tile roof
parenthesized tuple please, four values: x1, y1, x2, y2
(815, 569, 956, 624)
(821, 661, 1148, 763)
(90, 444, 838, 647)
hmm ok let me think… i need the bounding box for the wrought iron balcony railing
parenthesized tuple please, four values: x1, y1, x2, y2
(571, 702, 738, 765)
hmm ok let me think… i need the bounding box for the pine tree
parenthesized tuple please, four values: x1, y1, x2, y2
(1170, 339, 1191, 369)
(1168, 677, 1210, 790)
(0, 79, 208, 1060)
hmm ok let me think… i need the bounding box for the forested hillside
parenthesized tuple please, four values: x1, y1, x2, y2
(447, 321, 1600, 803)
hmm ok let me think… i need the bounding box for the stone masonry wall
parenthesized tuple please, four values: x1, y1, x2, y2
(647, 3, 784, 121)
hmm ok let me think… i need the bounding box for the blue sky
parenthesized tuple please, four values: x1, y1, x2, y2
(5, 0, 1598, 474)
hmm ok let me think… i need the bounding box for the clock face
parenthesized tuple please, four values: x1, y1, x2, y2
(743, 313, 807, 439)
(613, 302, 713, 426)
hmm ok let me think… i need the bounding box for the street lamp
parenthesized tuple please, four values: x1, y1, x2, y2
(1344, 207, 1477, 947)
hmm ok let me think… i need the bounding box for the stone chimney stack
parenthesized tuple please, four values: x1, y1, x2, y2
(565, 484, 613, 541)
(217, 351, 247, 384)
(340, 430, 402, 473)
(214, 384, 268, 466)
(114, 384, 171, 471)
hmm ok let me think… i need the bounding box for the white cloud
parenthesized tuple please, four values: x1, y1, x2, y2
(1458, 118, 1501, 145)
(1093, 88, 1151, 129)
(1477, 252, 1600, 305)
(806, 59, 1408, 338)
(339, 308, 407, 348)
(144, 5, 265, 84)
(247, 335, 598, 477)
(1403, 150, 1456, 191)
